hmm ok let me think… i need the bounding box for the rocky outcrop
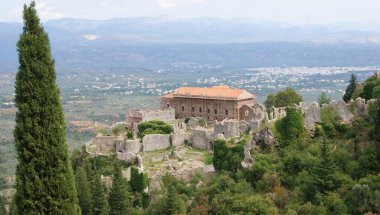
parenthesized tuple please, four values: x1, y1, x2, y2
(303, 102, 321, 133)
(253, 128, 277, 148)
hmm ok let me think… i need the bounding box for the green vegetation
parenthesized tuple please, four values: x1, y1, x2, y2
(0, 196, 6, 215)
(13, 2, 79, 214)
(130, 167, 149, 193)
(75, 166, 92, 215)
(275, 107, 305, 147)
(343, 74, 358, 102)
(212, 137, 249, 172)
(108, 164, 129, 215)
(138, 120, 173, 138)
(318, 91, 331, 107)
(264, 87, 303, 108)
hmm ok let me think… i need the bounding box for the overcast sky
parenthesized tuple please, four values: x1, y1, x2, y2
(1, 0, 379, 27)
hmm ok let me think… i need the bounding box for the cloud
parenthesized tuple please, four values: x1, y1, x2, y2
(83, 34, 99, 40)
(157, 0, 205, 9)
(36, 2, 63, 20)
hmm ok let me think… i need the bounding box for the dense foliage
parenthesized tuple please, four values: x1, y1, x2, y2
(343, 74, 357, 102)
(13, 2, 79, 214)
(138, 120, 173, 138)
(264, 87, 303, 108)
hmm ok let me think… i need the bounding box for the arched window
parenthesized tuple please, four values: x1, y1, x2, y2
(199, 107, 202, 112)
(167, 103, 170, 108)
(182, 106, 185, 111)
(225, 109, 228, 115)
(192, 107, 195, 112)
(214, 109, 217, 114)
(207, 109, 210, 113)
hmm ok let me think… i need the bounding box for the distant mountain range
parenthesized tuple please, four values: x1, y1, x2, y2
(1, 17, 380, 71)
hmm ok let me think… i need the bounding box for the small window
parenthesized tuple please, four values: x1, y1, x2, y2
(214, 109, 217, 114)
(207, 109, 210, 113)
(182, 106, 185, 111)
(245, 110, 249, 117)
(167, 103, 170, 108)
(199, 107, 202, 112)
(225, 109, 228, 115)
(192, 107, 195, 112)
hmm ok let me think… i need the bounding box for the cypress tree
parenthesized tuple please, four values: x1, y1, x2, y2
(108, 164, 129, 214)
(0, 195, 6, 215)
(91, 174, 109, 215)
(14, 1, 79, 214)
(130, 166, 149, 193)
(343, 74, 357, 102)
(75, 166, 92, 214)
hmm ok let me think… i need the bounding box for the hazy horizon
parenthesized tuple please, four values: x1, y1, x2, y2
(2, 0, 380, 30)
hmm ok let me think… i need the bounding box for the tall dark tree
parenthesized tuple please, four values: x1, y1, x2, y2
(108, 164, 129, 215)
(0, 195, 6, 215)
(75, 166, 92, 214)
(13, 2, 79, 214)
(91, 174, 109, 215)
(130, 166, 149, 193)
(343, 74, 357, 102)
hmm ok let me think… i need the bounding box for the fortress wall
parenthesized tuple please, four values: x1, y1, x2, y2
(171, 133, 193, 147)
(142, 134, 171, 152)
(125, 139, 142, 154)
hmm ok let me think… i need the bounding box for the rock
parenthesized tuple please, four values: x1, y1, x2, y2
(162, 154, 170, 161)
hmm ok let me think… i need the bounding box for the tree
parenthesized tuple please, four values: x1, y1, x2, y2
(108, 164, 129, 215)
(14, 2, 79, 214)
(275, 107, 305, 147)
(166, 184, 186, 215)
(347, 184, 372, 215)
(130, 166, 149, 193)
(307, 140, 336, 202)
(0, 195, 6, 215)
(91, 174, 109, 215)
(318, 91, 331, 107)
(75, 166, 92, 214)
(343, 74, 357, 102)
(264, 87, 303, 108)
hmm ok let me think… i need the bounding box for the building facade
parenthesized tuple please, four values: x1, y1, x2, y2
(161, 85, 256, 121)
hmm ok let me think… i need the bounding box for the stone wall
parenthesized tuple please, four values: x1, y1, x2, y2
(125, 139, 142, 154)
(142, 134, 171, 152)
(171, 133, 193, 147)
(192, 127, 214, 150)
(303, 102, 321, 133)
(126, 108, 175, 125)
(268, 106, 287, 121)
(329, 100, 354, 122)
(214, 119, 240, 139)
(239, 103, 268, 122)
(94, 135, 117, 153)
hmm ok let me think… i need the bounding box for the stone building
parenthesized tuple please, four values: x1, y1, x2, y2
(126, 108, 175, 126)
(161, 85, 256, 121)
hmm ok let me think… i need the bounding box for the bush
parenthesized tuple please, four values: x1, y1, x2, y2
(138, 120, 173, 138)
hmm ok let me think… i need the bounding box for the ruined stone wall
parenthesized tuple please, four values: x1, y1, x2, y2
(172, 122, 187, 134)
(171, 133, 193, 147)
(94, 136, 117, 153)
(192, 127, 214, 150)
(239, 103, 268, 122)
(214, 119, 240, 139)
(125, 139, 142, 154)
(142, 108, 175, 122)
(142, 134, 171, 152)
(268, 106, 287, 121)
(329, 100, 354, 122)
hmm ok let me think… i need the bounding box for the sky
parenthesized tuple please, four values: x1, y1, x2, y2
(1, 0, 380, 27)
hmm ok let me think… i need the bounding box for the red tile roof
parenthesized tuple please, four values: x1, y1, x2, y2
(163, 85, 254, 100)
